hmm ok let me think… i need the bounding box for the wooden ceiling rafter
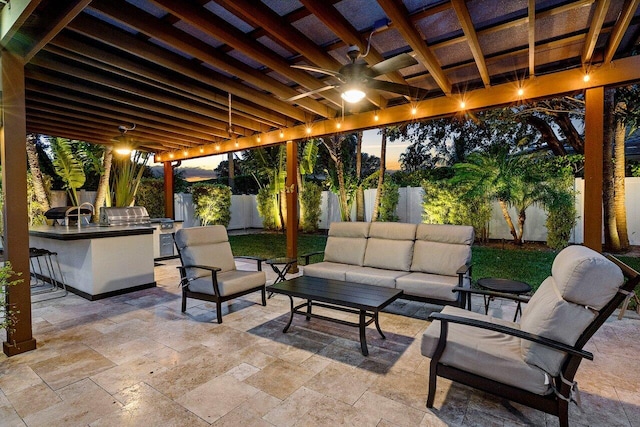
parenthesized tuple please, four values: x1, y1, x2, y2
(66, 16, 299, 127)
(376, 0, 452, 95)
(89, 0, 335, 119)
(25, 85, 227, 140)
(603, 0, 640, 63)
(26, 100, 217, 144)
(581, 0, 611, 65)
(451, 0, 490, 87)
(28, 54, 257, 137)
(144, 0, 346, 108)
(528, 0, 536, 77)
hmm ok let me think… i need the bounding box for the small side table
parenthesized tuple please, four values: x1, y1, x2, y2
(266, 257, 298, 298)
(476, 278, 532, 322)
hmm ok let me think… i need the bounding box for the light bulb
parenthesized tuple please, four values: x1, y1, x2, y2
(306, 127, 311, 134)
(411, 107, 417, 115)
(374, 113, 379, 121)
(336, 122, 342, 129)
(583, 73, 590, 82)
(517, 88, 524, 96)
(169, 152, 175, 158)
(279, 130, 284, 138)
(199, 147, 204, 153)
(257, 136, 261, 143)
(460, 101, 466, 109)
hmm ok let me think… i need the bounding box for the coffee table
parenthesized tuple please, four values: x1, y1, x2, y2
(267, 276, 403, 356)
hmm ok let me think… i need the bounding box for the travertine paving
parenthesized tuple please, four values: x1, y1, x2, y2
(0, 258, 638, 426)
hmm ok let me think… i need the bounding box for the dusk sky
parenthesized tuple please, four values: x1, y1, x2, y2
(155, 129, 411, 182)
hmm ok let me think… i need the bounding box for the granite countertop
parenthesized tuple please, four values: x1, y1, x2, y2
(29, 224, 154, 240)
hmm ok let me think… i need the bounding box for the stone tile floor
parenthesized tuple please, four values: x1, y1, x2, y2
(0, 258, 638, 426)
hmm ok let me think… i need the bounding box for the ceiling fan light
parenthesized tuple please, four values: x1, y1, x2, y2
(112, 134, 135, 156)
(341, 87, 366, 103)
(114, 146, 133, 156)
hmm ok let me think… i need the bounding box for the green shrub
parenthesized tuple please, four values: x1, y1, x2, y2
(378, 180, 400, 222)
(0, 262, 22, 334)
(422, 179, 491, 241)
(136, 178, 165, 218)
(300, 181, 322, 232)
(545, 187, 577, 250)
(256, 187, 278, 230)
(190, 183, 232, 227)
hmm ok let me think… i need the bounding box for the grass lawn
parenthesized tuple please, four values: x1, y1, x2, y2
(229, 232, 640, 294)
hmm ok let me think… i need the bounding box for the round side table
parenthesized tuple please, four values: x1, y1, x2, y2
(266, 257, 298, 298)
(476, 277, 532, 322)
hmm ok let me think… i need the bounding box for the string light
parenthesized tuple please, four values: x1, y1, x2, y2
(199, 147, 205, 153)
(336, 121, 341, 129)
(306, 126, 312, 134)
(169, 152, 175, 159)
(374, 112, 379, 121)
(460, 101, 466, 109)
(235, 139, 239, 148)
(156, 155, 162, 162)
(257, 135, 261, 143)
(411, 107, 417, 115)
(216, 144, 221, 151)
(517, 88, 524, 96)
(183, 149, 188, 156)
(583, 73, 590, 82)
(279, 129, 285, 138)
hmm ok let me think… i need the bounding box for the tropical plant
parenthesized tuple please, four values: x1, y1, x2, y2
(242, 146, 286, 229)
(190, 183, 232, 227)
(378, 180, 399, 222)
(26, 134, 50, 212)
(136, 178, 165, 218)
(50, 137, 85, 206)
(111, 151, 150, 207)
(257, 186, 278, 230)
(452, 147, 546, 245)
(421, 178, 491, 240)
(0, 262, 22, 334)
(299, 181, 322, 232)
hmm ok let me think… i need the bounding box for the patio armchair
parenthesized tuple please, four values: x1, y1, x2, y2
(421, 245, 640, 427)
(174, 225, 267, 323)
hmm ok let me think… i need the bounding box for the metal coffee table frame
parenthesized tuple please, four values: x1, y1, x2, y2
(267, 276, 403, 356)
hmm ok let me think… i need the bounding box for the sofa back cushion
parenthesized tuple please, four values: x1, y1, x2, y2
(410, 224, 473, 276)
(362, 223, 416, 271)
(416, 223, 474, 244)
(324, 222, 370, 266)
(520, 246, 624, 375)
(369, 222, 417, 240)
(411, 241, 471, 276)
(175, 226, 237, 279)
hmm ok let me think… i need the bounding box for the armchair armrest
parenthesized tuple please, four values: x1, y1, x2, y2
(233, 255, 266, 271)
(180, 264, 222, 272)
(300, 250, 324, 265)
(456, 263, 471, 275)
(428, 312, 593, 360)
(452, 286, 531, 304)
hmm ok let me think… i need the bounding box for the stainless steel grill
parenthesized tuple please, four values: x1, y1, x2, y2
(99, 206, 151, 226)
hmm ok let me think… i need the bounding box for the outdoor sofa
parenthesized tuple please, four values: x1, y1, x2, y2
(302, 221, 474, 307)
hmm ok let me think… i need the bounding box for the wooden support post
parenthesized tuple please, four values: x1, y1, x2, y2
(163, 161, 174, 219)
(1, 50, 36, 356)
(584, 87, 604, 252)
(286, 140, 298, 273)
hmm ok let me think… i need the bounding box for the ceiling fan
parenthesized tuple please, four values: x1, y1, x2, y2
(288, 46, 429, 103)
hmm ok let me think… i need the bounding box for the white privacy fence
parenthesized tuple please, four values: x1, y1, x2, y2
(57, 177, 640, 245)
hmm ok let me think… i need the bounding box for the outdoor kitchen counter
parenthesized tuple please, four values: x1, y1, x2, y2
(29, 225, 156, 300)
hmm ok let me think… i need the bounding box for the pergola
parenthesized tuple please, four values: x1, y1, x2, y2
(2, 0, 640, 356)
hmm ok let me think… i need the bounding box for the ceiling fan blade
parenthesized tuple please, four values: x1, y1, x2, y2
(286, 85, 336, 102)
(367, 80, 429, 99)
(368, 53, 418, 77)
(292, 64, 341, 77)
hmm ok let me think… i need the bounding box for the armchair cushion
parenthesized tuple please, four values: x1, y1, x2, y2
(422, 306, 551, 395)
(174, 226, 236, 275)
(187, 270, 266, 296)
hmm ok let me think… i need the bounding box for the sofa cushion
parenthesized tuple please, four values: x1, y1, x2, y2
(345, 266, 409, 288)
(303, 261, 361, 281)
(422, 306, 551, 395)
(416, 224, 474, 244)
(187, 269, 265, 296)
(396, 272, 464, 301)
(411, 241, 471, 276)
(369, 222, 417, 240)
(520, 276, 597, 375)
(551, 245, 624, 310)
(324, 236, 368, 266)
(328, 221, 370, 238)
(364, 238, 414, 271)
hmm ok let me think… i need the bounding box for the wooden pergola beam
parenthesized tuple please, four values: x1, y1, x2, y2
(581, 0, 611, 65)
(528, 0, 536, 77)
(376, 0, 452, 95)
(451, 0, 490, 87)
(604, 0, 640, 63)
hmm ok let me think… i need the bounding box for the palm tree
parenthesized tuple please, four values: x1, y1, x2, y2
(452, 148, 546, 245)
(371, 128, 387, 222)
(25, 134, 50, 212)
